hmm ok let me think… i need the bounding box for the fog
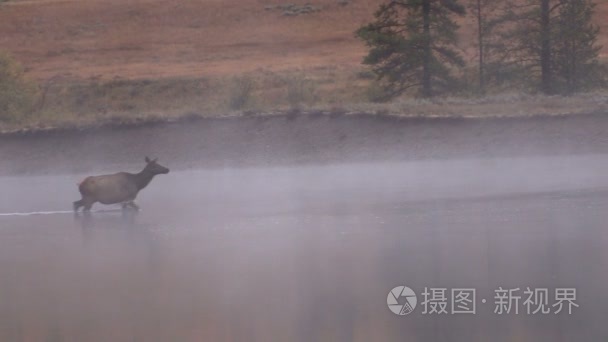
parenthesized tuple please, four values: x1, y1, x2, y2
(1, 156, 607, 341)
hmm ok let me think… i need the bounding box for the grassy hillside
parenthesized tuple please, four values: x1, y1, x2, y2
(0, 0, 381, 80)
(1, 0, 606, 81)
(0, 0, 607, 130)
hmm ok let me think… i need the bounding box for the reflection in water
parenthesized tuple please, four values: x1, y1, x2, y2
(77, 210, 164, 279)
(75, 208, 138, 229)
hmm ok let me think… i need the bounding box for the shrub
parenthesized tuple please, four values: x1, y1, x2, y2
(227, 76, 255, 110)
(365, 81, 392, 103)
(0, 52, 38, 123)
(286, 76, 317, 108)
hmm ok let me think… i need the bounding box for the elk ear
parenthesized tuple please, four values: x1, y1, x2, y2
(145, 156, 151, 163)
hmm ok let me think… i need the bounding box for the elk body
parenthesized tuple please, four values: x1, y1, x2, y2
(73, 157, 169, 212)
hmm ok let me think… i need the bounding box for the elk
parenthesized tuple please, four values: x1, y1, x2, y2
(73, 157, 169, 212)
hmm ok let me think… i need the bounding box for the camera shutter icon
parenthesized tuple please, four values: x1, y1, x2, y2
(387, 286, 417, 316)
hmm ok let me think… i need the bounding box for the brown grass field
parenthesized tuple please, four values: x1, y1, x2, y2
(0, 0, 607, 130)
(0, 0, 383, 80)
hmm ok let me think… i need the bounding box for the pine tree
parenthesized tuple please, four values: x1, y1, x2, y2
(552, 0, 603, 93)
(497, 0, 604, 94)
(356, 0, 466, 99)
(469, 0, 503, 93)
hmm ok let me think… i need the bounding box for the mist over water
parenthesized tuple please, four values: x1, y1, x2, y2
(0, 156, 607, 341)
(0, 0, 607, 338)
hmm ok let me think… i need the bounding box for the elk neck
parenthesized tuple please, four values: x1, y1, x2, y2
(134, 168, 156, 190)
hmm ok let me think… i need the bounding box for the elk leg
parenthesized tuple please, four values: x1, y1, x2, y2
(74, 198, 94, 212)
(73, 199, 83, 212)
(82, 198, 94, 212)
(121, 201, 139, 211)
(128, 201, 140, 211)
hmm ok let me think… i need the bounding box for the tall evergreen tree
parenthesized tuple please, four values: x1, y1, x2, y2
(468, 0, 503, 93)
(552, 0, 603, 93)
(498, 0, 603, 94)
(356, 0, 466, 99)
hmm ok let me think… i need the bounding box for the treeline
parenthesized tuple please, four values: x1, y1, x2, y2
(357, 0, 607, 98)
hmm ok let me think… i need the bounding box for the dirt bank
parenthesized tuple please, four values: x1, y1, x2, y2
(1, 113, 607, 176)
